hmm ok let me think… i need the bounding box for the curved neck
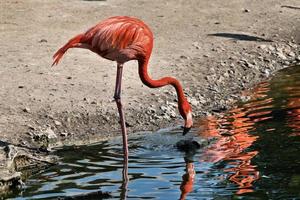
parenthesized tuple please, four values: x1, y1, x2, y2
(138, 58, 187, 105)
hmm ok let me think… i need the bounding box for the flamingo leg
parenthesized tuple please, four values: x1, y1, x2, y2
(114, 63, 129, 183)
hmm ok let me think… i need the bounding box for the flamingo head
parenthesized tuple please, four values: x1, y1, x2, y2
(180, 100, 193, 135)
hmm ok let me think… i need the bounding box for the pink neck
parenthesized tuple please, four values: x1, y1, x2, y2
(138, 58, 187, 105)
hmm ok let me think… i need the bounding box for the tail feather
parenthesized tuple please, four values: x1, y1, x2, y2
(52, 34, 84, 66)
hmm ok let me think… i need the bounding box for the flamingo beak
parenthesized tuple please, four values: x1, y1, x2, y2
(183, 111, 193, 135)
(183, 127, 191, 135)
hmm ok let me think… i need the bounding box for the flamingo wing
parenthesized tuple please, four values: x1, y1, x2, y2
(83, 16, 153, 62)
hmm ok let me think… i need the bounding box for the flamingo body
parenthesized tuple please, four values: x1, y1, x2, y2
(53, 16, 153, 65)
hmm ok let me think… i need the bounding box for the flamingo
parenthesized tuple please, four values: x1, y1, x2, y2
(52, 16, 193, 172)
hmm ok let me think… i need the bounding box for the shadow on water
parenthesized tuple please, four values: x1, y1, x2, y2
(6, 65, 300, 199)
(208, 33, 273, 42)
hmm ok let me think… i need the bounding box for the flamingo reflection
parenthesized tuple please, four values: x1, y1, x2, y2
(179, 157, 196, 200)
(198, 82, 273, 194)
(287, 98, 300, 137)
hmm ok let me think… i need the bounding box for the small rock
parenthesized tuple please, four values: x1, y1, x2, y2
(60, 132, 68, 137)
(46, 114, 54, 119)
(23, 107, 30, 113)
(189, 98, 199, 107)
(192, 42, 200, 49)
(45, 127, 57, 139)
(180, 55, 188, 59)
(39, 39, 48, 43)
(18, 85, 24, 88)
(148, 107, 156, 113)
(27, 125, 35, 130)
(223, 72, 229, 78)
(258, 44, 267, 49)
(268, 45, 275, 51)
(243, 8, 250, 12)
(166, 102, 177, 108)
(264, 69, 270, 77)
(229, 55, 237, 60)
(160, 105, 168, 111)
(288, 51, 295, 57)
(211, 105, 227, 113)
(54, 120, 62, 126)
(240, 95, 251, 102)
(198, 96, 207, 104)
(169, 110, 177, 118)
(277, 52, 287, 60)
(125, 121, 133, 127)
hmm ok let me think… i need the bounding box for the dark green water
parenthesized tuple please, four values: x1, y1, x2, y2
(8, 66, 300, 199)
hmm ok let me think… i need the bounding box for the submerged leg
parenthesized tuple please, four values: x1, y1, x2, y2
(114, 63, 129, 183)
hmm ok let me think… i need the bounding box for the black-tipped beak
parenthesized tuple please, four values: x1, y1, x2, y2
(183, 127, 191, 135)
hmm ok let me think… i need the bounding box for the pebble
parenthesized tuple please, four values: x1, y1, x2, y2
(276, 51, 287, 60)
(148, 107, 156, 114)
(198, 96, 207, 104)
(39, 39, 47, 43)
(54, 120, 62, 126)
(223, 72, 229, 78)
(188, 98, 199, 106)
(44, 127, 57, 139)
(160, 105, 168, 111)
(23, 107, 30, 113)
(60, 132, 68, 137)
(240, 95, 251, 102)
(258, 44, 267, 50)
(180, 55, 188, 59)
(288, 51, 295, 57)
(33, 127, 57, 142)
(268, 45, 275, 52)
(27, 125, 35, 131)
(192, 42, 200, 49)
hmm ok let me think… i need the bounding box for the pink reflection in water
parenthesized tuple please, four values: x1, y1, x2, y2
(196, 82, 273, 194)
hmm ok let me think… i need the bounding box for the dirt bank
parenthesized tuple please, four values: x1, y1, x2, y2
(0, 0, 299, 188)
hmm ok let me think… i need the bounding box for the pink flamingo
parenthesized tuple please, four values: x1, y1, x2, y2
(52, 16, 193, 172)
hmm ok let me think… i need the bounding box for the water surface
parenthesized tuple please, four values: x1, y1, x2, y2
(9, 65, 300, 199)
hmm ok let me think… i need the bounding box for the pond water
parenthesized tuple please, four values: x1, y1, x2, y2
(8, 65, 300, 199)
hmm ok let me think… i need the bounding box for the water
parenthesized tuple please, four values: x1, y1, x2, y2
(7, 65, 300, 199)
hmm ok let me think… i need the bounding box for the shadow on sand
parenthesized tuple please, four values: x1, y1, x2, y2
(208, 33, 273, 42)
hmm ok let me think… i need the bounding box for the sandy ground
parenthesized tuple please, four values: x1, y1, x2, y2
(0, 0, 299, 188)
